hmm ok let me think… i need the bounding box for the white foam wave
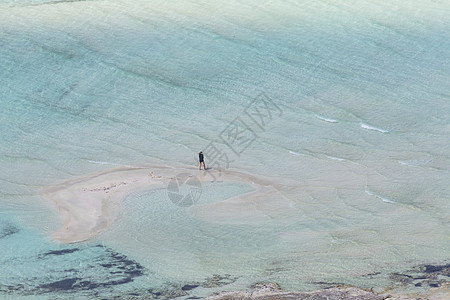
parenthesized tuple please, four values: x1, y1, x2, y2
(365, 189, 396, 203)
(289, 151, 305, 156)
(326, 155, 345, 161)
(315, 115, 338, 123)
(88, 160, 120, 166)
(398, 159, 431, 167)
(360, 123, 389, 133)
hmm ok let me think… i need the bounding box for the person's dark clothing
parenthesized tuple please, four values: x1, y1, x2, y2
(199, 153, 204, 162)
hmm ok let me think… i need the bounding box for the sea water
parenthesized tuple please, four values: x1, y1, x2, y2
(1, 0, 449, 299)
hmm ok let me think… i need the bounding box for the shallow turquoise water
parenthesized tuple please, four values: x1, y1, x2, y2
(1, 0, 449, 298)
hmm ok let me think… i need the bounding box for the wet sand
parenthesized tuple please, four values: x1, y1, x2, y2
(40, 166, 285, 243)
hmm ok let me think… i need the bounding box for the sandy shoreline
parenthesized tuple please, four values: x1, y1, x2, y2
(204, 283, 450, 299)
(40, 166, 286, 243)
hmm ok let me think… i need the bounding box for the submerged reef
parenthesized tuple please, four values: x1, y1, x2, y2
(389, 263, 450, 290)
(1, 255, 448, 299)
(0, 245, 145, 297)
(0, 221, 20, 239)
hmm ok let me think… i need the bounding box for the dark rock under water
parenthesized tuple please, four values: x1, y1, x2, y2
(0, 244, 146, 297)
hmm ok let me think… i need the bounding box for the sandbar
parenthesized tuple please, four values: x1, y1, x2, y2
(40, 166, 286, 243)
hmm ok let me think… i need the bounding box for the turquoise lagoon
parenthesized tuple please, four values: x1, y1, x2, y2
(0, 0, 449, 299)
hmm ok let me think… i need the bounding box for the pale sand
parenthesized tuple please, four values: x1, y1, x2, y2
(40, 166, 286, 243)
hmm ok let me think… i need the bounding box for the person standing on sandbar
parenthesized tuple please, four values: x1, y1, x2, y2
(199, 151, 206, 170)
